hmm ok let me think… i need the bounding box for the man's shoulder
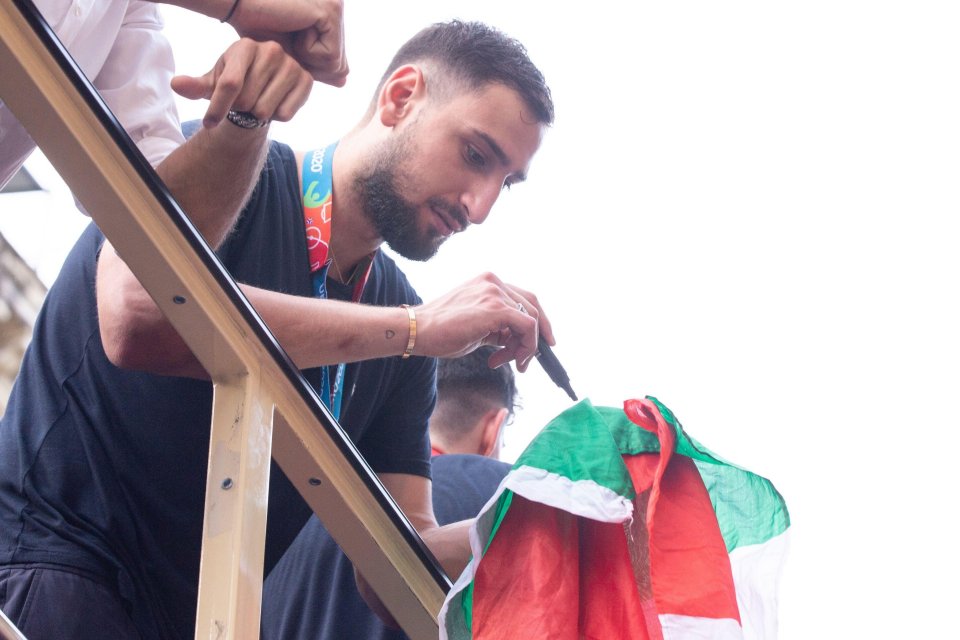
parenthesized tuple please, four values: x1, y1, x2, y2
(434, 453, 511, 468)
(431, 455, 510, 524)
(432, 454, 510, 480)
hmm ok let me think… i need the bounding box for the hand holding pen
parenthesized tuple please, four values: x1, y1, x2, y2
(403, 274, 575, 400)
(511, 298, 577, 402)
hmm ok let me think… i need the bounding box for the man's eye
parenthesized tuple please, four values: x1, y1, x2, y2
(465, 145, 485, 168)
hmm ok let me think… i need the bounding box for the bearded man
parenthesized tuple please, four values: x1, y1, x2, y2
(0, 19, 554, 639)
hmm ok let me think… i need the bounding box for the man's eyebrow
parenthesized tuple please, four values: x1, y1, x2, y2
(475, 130, 527, 183)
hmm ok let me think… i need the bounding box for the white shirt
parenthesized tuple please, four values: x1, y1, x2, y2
(0, 0, 185, 190)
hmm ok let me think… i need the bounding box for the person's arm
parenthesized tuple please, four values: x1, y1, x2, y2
(97, 37, 313, 374)
(158, 0, 348, 86)
(379, 473, 474, 578)
(161, 38, 312, 238)
(351, 472, 473, 630)
(100, 267, 554, 378)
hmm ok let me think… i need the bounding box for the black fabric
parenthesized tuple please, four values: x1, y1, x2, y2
(0, 139, 436, 639)
(261, 454, 510, 640)
(0, 564, 141, 639)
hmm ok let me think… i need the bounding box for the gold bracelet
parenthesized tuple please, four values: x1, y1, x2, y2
(400, 304, 417, 359)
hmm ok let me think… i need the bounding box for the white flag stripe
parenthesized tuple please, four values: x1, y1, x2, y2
(660, 614, 744, 640)
(504, 465, 634, 523)
(730, 530, 790, 639)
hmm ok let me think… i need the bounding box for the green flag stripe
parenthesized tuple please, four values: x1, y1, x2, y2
(640, 398, 791, 549)
(512, 401, 639, 499)
(694, 459, 791, 551)
(648, 397, 741, 467)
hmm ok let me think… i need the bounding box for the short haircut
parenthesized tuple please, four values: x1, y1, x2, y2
(375, 20, 554, 125)
(431, 346, 518, 443)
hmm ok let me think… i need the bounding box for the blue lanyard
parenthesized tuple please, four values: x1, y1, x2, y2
(301, 143, 347, 419)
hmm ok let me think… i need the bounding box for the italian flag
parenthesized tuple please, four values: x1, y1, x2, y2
(439, 397, 790, 640)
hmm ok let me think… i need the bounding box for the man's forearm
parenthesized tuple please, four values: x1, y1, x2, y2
(155, 123, 269, 248)
(96, 264, 415, 378)
(420, 519, 474, 580)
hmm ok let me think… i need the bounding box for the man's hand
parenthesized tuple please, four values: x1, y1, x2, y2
(414, 273, 556, 372)
(171, 38, 314, 129)
(228, 0, 348, 86)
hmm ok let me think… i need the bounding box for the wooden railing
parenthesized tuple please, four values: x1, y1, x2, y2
(0, 610, 26, 640)
(0, 1, 450, 638)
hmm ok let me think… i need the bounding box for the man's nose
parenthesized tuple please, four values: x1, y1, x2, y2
(461, 181, 501, 225)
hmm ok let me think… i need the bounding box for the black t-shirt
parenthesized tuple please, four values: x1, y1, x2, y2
(261, 454, 511, 640)
(0, 140, 436, 639)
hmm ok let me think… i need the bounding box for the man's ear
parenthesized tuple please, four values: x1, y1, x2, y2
(479, 407, 509, 459)
(377, 64, 425, 127)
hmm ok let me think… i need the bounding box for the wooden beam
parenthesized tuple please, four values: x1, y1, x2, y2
(195, 372, 274, 640)
(0, 609, 27, 640)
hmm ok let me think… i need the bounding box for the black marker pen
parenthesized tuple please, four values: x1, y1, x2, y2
(535, 335, 577, 402)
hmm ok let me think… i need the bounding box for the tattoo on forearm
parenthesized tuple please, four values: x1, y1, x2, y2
(385, 329, 396, 339)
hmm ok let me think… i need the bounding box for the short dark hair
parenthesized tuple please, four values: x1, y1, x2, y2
(377, 20, 554, 125)
(431, 347, 518, 444)
(437, 346, 518, 415)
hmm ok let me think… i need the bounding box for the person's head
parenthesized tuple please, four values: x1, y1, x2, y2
(429, 346, 518, 459)
(352, 20, 554, 261)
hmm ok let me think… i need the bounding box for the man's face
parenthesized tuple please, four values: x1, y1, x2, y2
(356, 83, 546, 261)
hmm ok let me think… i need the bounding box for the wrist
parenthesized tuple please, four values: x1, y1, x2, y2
(206, 117, 269, 150)
(220, 0, 241, 24)
(399, 304, 417, 359)
(220, 0, 269, 36)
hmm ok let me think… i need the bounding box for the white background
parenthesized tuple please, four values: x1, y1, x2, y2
(3, 2, 959, 638)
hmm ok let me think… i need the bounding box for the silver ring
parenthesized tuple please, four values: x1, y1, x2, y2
(517, 302, 526, 314)
(226, 109, 269, 129)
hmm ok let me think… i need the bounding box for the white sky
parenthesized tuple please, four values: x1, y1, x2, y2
(2, 2, 959, 638)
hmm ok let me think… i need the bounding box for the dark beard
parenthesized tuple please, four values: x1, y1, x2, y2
(355, 120, 470, 261)
(354, 160, 442, 262)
